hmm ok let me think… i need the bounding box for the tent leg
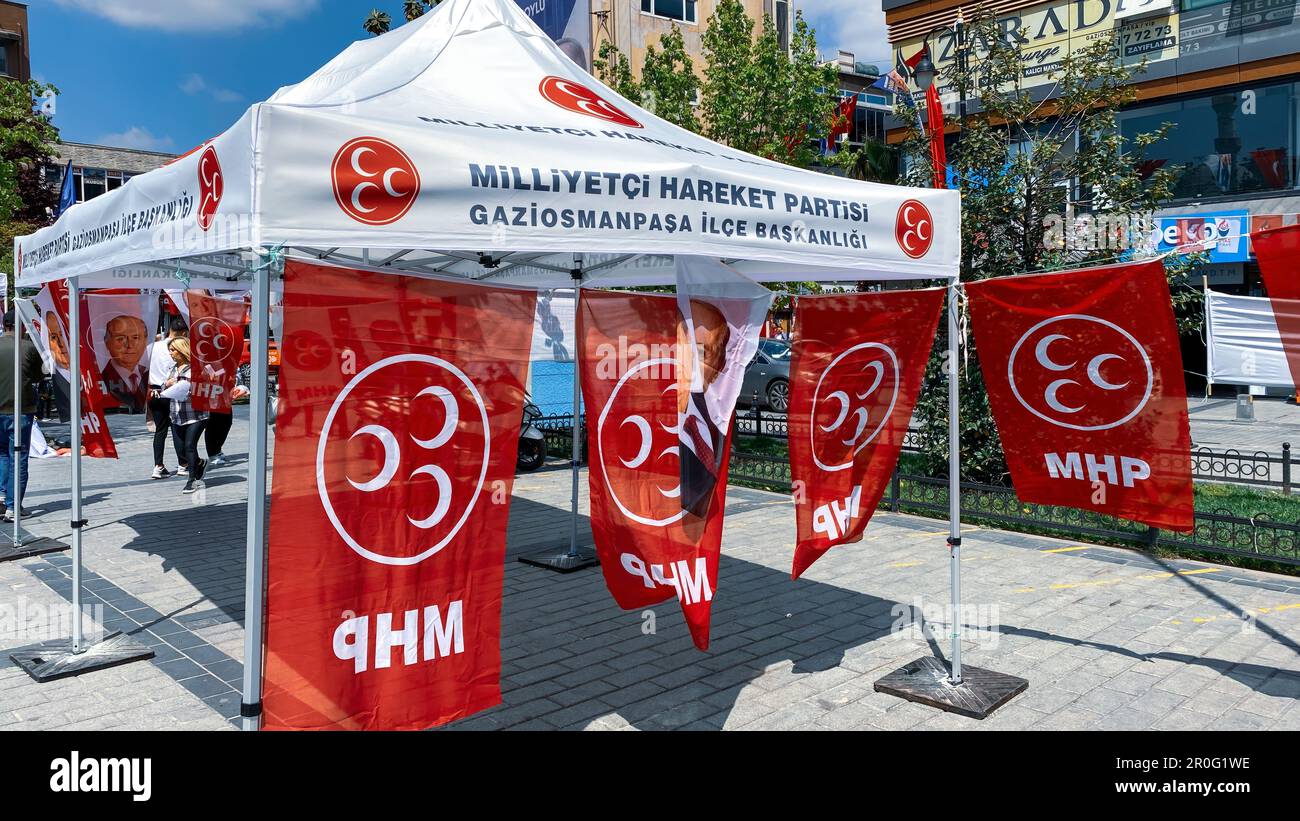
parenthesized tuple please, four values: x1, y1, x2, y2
(10, 277, 152, 682)
(1, 300, 66, 562)
(240, 261, 272, 730)
(946, 282, 962, 685)
(519, 275, 596, 574)
(872, 283, 1026, 719)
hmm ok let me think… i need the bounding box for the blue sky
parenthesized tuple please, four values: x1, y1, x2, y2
(31, 0, 887, 152)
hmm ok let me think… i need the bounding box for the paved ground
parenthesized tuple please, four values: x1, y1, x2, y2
(2, 409, 1298, 731)
(1188, 396, 1299, 455)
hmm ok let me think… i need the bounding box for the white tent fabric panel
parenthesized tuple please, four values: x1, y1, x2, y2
(1206, 290, 1295, 388)
(15, 0, 958, 289)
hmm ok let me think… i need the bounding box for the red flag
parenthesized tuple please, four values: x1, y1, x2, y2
(904, 47, 929, 71)
(966, 260, 1193, 532)
(581, 290, 729, 651)
(262, 260, 536, 730)
(925, 84, 947, 189)
(788, 289, 944, 578)
(1252, 223, 1300, 389)
(41, 281, 117, 459)
(830, 95, 858, 142)
(186, 291, 248, 412)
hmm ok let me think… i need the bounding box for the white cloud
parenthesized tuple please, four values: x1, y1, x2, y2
(180, 73, 244, 104)
(52, 0, 319, 32)
(799, 0, 891, 68)
(97, 127, 176, 152)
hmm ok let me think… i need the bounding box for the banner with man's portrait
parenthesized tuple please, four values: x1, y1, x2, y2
(84, 292, 159, 414)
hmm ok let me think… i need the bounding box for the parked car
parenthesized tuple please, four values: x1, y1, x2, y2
(740, 338, 792, 412)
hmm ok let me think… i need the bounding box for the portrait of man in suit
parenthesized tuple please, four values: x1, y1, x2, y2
(676, 299, 732, 520)
(101, 314, 150, 413)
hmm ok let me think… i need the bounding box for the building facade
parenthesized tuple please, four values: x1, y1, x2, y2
(884, 0, 1300, 294)
(592, 0, 789, 78)
(0, 0, 30, 82)
(43, 142, 177, 206)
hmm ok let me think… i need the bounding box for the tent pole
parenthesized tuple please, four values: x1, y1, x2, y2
(567, 274, 582, 558)
(946, 282, 962, 685)
(240, 257, 272, 730)
(11, 300, 23, 546)
(68, 277, 84, 653)
(517, 262, 597, 573)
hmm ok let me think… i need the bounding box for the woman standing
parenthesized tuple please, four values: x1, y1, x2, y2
(162, 337, 208, 494)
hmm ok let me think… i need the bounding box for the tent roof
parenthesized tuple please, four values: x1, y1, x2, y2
(14, 0, 959, 290)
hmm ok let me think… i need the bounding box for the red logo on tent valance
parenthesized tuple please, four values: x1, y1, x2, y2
(895, 200, 933, 259)
(197, 145, 223, 232)
(331, 137, 421, 226)
(539, 76, 642, 129)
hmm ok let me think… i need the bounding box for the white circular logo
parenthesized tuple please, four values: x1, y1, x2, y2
(316, 354, 490, 566)
(1007, 314, 1153, 432)
(810, 342, 900, 472)
(596, 358, 686, 528)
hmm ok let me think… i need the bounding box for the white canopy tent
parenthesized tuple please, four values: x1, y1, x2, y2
(13, 0, 963, 729)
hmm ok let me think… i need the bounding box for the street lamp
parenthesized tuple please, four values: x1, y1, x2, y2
(910, 9, 969, 130)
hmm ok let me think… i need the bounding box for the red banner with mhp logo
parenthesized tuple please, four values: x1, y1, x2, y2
(1252, 223, 1300, 390)
(966, 260, 1193, 532)
(186, 291, 248, 413)
(580, 290, 729, 651)
(788, 289, 944, 579)
(37, 281, 117, 459)
(263, 260, 535, 730)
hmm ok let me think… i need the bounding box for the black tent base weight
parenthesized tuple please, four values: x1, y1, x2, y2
(518, 546, 599, 573)
(874, 656, 1027, 719)
(10, 632, 155, 683)
(0, 536, 69, 564)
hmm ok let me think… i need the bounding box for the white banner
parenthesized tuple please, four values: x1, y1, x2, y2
(14, 0, 959, 289)
(1206, 290, 1295, 388)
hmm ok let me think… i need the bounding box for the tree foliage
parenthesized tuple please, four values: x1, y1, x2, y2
(362, 1, 437, 36)
(896, 14, 1194, 482)
(640, 26, 699, 132)
(699, 1, 837, 167)
(1, 79, 61, 293)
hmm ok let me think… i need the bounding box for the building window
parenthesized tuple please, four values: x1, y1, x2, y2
(81, 168, 107, 201)
(775, 0, 790, 51)
(0, 46, 8, 77)
(1119, 79, 1298, 202)
(641, 0, 697, 24)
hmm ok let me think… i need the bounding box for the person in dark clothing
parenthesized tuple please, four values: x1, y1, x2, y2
(149, 316, 188, 479)
(0, 310, 46, 519)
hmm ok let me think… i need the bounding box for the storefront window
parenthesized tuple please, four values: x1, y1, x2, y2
(1118, 79, 1297, 201)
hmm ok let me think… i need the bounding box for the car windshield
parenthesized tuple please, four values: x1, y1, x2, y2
(759, 339, 791, 361)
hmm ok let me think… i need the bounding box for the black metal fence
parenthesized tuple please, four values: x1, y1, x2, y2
(536, 412, 1300, 566)
(727, 450, 1300, 566)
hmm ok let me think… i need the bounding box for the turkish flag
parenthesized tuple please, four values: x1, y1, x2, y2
(262, 260, 536, 731)
(925, 85, 947, 189)
(1252, 223, 1300, 390)
(966, 260, 1193, 532)
(40, 281, 117, 459)
(788, 289, 944, 578)
(581, 290, 729, 651)
(186, 291, 248, 412)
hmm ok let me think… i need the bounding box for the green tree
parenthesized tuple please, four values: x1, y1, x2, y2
(362, 2, 438, 36)
(827, 139, 897, 183)
(363, 9, 392, 36)
(640, 25, 699, 132)
(0, 79, 60, 292)
(591, 39, 641, 103)
(699, 2, 836, 167)
(896, 13, 1195, 482)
